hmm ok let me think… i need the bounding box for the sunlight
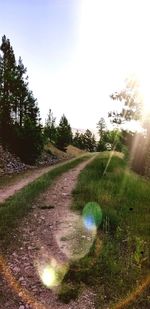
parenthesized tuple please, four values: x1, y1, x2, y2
(41, 265, 56, 288)
(139, 77, 150, 115)
(36, 0, 150, 129)
(36, 255, 68, 289)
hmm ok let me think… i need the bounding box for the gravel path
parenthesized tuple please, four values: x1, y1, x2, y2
(0, 158, 78, 204)
(0, 156, 97, 309)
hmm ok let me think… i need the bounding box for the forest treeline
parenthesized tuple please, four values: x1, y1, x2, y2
(0, 35, 122, 164)
(0, 35, 150, 177)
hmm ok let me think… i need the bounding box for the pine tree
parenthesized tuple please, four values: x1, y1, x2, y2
(0, 35, 43, 163)
(56, 115, 72, 151)
(73, 130, 96, 152)
(44, 109, 56, 143)
(73, 131, 81, 148)
(0, 35, 17, 147)
(83, 129, 96, 152)
(97, 117, 107, 138)
(18, 117, 43, 164)
(15, 57, 29, 126)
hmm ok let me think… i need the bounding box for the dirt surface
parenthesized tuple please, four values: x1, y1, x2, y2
(0, 156, 97, 309)
(0, 158, 77, 204)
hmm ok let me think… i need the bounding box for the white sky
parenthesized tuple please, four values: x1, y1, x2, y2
(37, 0, 150, 130)
(1, 0, 150, 131)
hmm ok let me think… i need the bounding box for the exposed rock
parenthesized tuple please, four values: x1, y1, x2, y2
(0, 145, 61, 177)
(13, 266, 20, 273)
(0, 145, 28, 175)
(36, 150, 60, 166)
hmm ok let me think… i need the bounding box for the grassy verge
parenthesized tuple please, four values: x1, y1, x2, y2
(0, 154, 91, 249)
(59, 153, 150, 308)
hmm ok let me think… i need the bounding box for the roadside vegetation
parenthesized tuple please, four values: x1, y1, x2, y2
(59, 153, 150, 308)
(1, 35, 150, 181)
(0, 154, 91, 249)
(0, 34, 150, 309)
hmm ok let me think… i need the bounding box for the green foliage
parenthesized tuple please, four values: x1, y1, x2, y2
(18, 117, 43, 164)
(0, 35, 16, 147)
(83, 129, 96, 152)
(133, 237, 145, 268)
(97, 117, 107, 137)
(43, 109, 57, 143)
(109, 77, 142, 125)
(102, 208, 119, 234)
(73, 129, 96, 152)
(72, 131, 85, 150)
(64, 154, 150, 307)
(0, 35, 43, 163)
(55, 114, 72, 151)
(97, 129, 123, 152)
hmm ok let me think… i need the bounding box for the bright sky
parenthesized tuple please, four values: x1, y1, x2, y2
(0, 0, 150, 130)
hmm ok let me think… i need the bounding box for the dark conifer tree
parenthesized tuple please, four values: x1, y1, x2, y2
(44, 109, 56, 143)
(56, 115, 72, 151)
(15, 57, 29, 126)
(0, 35, 17, 147)
(0, 35, 43, 163)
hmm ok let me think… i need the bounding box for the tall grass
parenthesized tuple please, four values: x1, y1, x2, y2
(61, 154, 150, 308)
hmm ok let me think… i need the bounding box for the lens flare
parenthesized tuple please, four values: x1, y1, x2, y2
(41, 265, 56, 288)
(56, 213, 97, 261)
(83, 215, 96, 230)
(36, 256, 68, 289)
(82, 202, 102, 231)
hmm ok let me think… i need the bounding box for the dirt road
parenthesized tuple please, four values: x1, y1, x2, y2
(0, 155, 97, 309)
(0, 158, 80, 204)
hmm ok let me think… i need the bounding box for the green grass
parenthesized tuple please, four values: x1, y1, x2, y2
(0, 169, 33, 188)
(0, 154, 91, 249)
(60, 154, 150, 308)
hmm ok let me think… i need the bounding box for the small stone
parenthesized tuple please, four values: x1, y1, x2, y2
(12, 252, 18, 257)
(19, 276, 24, 282)
(13, 266, 20, 273)
(62, 192, 68, 196)
(28, 246, 33, 250)
(19, 305, 25, 309)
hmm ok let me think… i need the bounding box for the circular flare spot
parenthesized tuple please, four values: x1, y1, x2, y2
(41, 265, 56, 288)
(82, 202, 102, 231)
(36, 255, 68, 288)
(56, 214, 97, 261)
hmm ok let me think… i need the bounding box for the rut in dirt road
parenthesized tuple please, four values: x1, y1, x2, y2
(1, 155, 97, 309)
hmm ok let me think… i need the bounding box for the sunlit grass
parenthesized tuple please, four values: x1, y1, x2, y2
(61, 154, 150, 308)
